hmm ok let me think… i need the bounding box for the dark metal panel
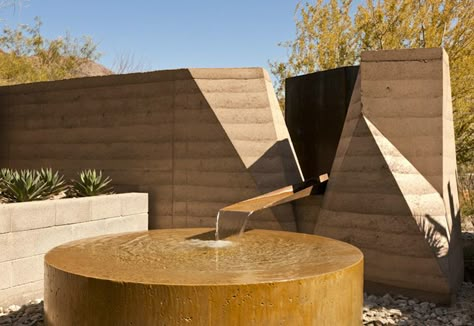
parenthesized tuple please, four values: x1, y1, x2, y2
(285, 66, 359, 180)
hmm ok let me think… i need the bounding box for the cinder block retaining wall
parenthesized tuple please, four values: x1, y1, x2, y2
(0, 68, 302, 231)
(0, 193, 148, 306)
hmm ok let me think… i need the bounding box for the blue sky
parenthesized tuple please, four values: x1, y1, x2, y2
(2, 0, 305, 72)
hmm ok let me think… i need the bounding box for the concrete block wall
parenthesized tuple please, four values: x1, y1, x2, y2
(0, 193, 148, 306)
(0, 68, 302, 231)
(314, 48, 463, 303)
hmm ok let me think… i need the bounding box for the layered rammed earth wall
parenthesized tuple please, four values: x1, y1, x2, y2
(314, 49, 463, 303)
(0, 69, 302, 231)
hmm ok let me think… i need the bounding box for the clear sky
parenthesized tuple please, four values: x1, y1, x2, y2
(1, 0, 303, 73)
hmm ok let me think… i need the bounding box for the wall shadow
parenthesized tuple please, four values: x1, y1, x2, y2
(0, 69, 303, 232)
(316, 114, 458, 299)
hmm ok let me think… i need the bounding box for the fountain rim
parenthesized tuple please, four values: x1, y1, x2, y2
(45, 228, 364, 287)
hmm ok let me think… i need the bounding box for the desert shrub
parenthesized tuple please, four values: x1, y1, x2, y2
(70, 169, 114, 197)
(2, 169, 48, 202)
(459, 165, 474, 220)
(0, 168, 114, 202)
(0, 168, 14, 190)
(0, 168, 14, 202)
(38, 168, 68, 199)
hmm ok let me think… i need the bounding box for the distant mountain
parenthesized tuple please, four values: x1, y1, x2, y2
(74, 60, 113, 77)
(0, 51, 113, 86)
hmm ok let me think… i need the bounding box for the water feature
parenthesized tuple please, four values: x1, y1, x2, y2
(42, 174, 363, 324)
(215, 174, 328, 239)
(215, 210, 254, 240)
(44, 228, 363, 325)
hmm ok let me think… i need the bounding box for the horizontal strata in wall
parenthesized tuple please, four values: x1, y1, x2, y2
(0, 193, 148, 306)
(0, 68, 302, 231)
(314, 48, 463, 304)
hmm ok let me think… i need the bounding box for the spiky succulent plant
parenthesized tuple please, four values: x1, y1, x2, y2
(71, 169, 114, 197)
(0, 168, 14, 202)
(0, 168, 14, 191)
(38, 168, 68, 198)
(2, 169, 48, 202)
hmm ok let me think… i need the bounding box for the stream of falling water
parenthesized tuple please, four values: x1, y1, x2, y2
(215, 211, 221, 240)
(215, 210, 254, 240)
(239, 211, 253, 236)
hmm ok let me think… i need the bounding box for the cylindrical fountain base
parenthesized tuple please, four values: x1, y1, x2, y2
(44, 228, 363, 325)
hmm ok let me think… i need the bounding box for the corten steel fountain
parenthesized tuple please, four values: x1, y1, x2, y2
(44, 229, 363, 325)
(44, 175, 363, 325)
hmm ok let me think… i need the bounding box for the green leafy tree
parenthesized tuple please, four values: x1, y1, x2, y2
(270, 0, 356, 102)
(0, 17, 101, 84)
(271, 0, 473, 166)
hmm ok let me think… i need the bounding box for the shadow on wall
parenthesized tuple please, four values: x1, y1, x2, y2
(420, 181, 463, 290)
(248, 139, 302, 189)
(422, 181, 461, 260)
(0, 69, 302, 231)
(315, 114, 459, 299)
(448, 181, 464, 286)
(247, 139, 303, 230)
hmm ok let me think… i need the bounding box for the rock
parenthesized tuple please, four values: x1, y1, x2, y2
(363, 283, 474, 325)
(382, 294, 393, 305)
(365, 302, 377, 309)
(412, 312, 422, 319)
(434, 307, 445, 315)
(397, 302, 408, 308)
(29, 299, 42, 305)
(367, 294, 378, 303)
(8, 304, 20, 312)
(388, 308, 402, 316)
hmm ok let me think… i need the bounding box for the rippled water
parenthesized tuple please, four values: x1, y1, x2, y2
(47, 228, 362, 285)
(187, 239, 233, 248)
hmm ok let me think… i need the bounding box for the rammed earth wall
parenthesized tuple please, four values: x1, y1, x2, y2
(0, 69, 302, 231)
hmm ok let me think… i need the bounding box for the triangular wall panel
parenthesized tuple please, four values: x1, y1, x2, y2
(315, 48, 463, 303)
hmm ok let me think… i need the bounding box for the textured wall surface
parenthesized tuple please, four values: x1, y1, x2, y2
(0, 68, 302, 230)
(314, 48, 463, 303)
(285, 66, 359, 233)
(0, 193, 148, 306)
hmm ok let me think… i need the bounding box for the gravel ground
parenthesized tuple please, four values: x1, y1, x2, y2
(0, 299, 43, 326)
(0, 282, 473, 325)
(363, 282, 474, 326)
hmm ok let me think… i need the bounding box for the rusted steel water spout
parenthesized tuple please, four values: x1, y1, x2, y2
(216, 174, 328, 239)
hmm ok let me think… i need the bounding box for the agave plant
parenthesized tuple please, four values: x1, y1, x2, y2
(0, 168, 14, 191)
(2, 169, 48, 202)
(0, 168, 14, 202)
(38, 168, 68, 198)
(71, 169, 114, 197)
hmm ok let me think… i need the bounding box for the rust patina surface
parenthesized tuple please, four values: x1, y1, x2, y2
(44, 228, 363, 325)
